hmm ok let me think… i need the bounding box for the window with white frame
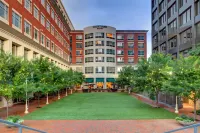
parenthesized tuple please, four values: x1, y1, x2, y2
(58, 20, 60, 28)
(117, 34, 124, 40)
(24, 0, 31, 12)
(46, 38, 50, 49)
(51, 9, 55, 19)
(138, 50, 144, 56)
(34, 28, 39, 41)
(117, 50, 124, 55)
(12, 11, 21, 29)
(127, 34, 134, 40)
(46, 2, 50, 14)
(51, 42, 54, 52)
(117, 57, 124, 63)
(41, 14, 45, 26)
(33, 6, 39, 20)
(51, 25, 54, 35)
(46, 20, 50, 31)
(55, 15, 58, 24)
(24, 21, 31, 35)
(117, 42, 124, 48)
(107, 67, 115, 74)
(41, 34, 45, 46)
(128, 43, 134, 48)
(0, 1, 8, 20)
(96, 66, 104, 73)
(138, 43, 144, 48)
(41, 0, 45, 6)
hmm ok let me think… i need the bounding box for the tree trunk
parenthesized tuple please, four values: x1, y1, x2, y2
(156, 91, 159, 106)
(194, 100, 197, 121)
(46, 93, 49, 104)
(6, 99, 9, 118)
(66, 88, 68, 96)
(37, 95, 40, 108)
(58, 91, 60, 99)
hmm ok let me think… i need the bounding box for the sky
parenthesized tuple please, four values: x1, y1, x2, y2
(62, 0, 152, 57)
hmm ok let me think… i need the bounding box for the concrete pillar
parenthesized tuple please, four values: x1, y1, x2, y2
(36, 53, 40, 58)
(3, 40, 12, 54)
(27, 50, 33, 61)
(17, 45, 24, 58)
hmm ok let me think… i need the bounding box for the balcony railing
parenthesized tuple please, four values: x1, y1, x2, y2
(0, 119, 46, 133)
(165, 123, 200, 133)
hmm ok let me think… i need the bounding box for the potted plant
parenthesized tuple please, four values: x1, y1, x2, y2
(175, 114, 195, 126)
(6, 116, 24, 128)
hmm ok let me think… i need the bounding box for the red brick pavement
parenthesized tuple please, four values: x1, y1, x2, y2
(0, 120, 194, 133)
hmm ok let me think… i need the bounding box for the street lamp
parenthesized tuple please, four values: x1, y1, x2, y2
(175, 96, 179, 114)
(24, 78, 28, 114)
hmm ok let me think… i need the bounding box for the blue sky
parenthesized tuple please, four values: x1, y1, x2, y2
(62, 0, 152, 57)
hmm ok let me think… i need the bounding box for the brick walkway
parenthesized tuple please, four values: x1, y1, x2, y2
(0, 119, 193, 133)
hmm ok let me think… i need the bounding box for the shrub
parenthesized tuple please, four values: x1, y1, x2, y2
(175, 114, 194, 122)
(6, 116, 24, 124)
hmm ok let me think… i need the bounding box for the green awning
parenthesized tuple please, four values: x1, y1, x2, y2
(96, 78, 104, 82)
(85, 78, 94, 83)
(106, 78, 115, 82)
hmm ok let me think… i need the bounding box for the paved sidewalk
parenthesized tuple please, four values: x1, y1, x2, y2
(0, 120, 193, 133)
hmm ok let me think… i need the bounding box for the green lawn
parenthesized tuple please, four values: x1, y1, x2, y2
(24, 93, 176, 120)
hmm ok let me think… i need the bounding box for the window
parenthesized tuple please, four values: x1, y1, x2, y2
(168, 19, 177, 34)
(85, 67, 93, 74)
(117, 42, 124, 48)
(138, 35, 144, 40)
(168, 2, 176, 19)
(76, 50, 82, 55)
(33, 6, 39, 20)
(12, 11, 21, 29)
(95, 32, 104, 38)
(85, 33, 93, 39)
(46, 20, 50, 31)
(106, 33, 115, 39)
(106, 49, 115, 55)
(160, 43, 166, 52)
(159, 13, 166, 26)
(179, 0, 187, 8)
(106, 41, 115, 47)
(180, 28, 192, 44)
(76, 35, 82, 40)
(138, 43, 144, 48)
(0, 1, 8, 20)
(180, 8, 191, 26)
(51, 25, 54, 35)
(41, 14, 45, 26)
(152, 9, 158, 21)
(96, 57, 104, 62)
(107, 67, 115, 74)
(180, 48, 191, 57)
(76, 58, 82, 63)
(95, 40, 104, 46)
(85, 41, 93, 47)
(85, 57, 93, 63)
(55, 15, 58, 24)
(153, 22, 158, 33)
(46, 38, 50, 49)
(196, 0, 200, 16)
(159, 0, 166, 13)
(34, 28, 39, 41)
(117, 35, 124, 40)
(41, 0, 45, 6)
(51, 42, 54, 52)
(159, 28, 166, 40)
(96, 67, 104, 73)
(24, 21, 31, 35)
(76, 43, 82, 48)
(138, 50, 144, 56)
(152, 0, 157, 8)
(85, 49, 93, 55)
(128, 58, 134, 63)
(51, 9, 55, 19)
(128, 43, 134, 48)
(127, 35, 134, 40)
(128, 50, 134, 55)
(24, 0, 31, 12)
(168, 36, 177, 49)
(107, 57, 115, 62)
(41, 34, 45, 46)
(196, 22, 200, 37)
(117, 57, 124, 63)
(46, 2, 50, 14)
(153, 34, 158, 45)
(95, 49, 104, 54)
(117, 50, 124, 55)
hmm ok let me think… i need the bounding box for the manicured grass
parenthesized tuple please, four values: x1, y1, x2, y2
(24, 93, 176, 120)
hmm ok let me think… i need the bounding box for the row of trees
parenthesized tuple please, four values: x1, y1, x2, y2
(0, 52, 85, 117)
(117, 46, 200, 120)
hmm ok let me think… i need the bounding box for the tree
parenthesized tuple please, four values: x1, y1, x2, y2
(146, 53, 172, 106)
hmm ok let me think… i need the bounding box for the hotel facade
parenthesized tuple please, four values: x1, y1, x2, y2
(0, 0, 147, 91)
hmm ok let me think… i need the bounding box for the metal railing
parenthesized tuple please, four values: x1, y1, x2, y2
(165, 123, 200, 133)
(0, 119, 46, 133)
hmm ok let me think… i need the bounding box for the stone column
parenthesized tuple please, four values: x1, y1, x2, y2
(3, 40, 12, 54)
(27, 50, 33, 61)
(17, 45, 24, 58)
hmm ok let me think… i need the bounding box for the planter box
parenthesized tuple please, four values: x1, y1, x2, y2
(177, 120, 195, 126)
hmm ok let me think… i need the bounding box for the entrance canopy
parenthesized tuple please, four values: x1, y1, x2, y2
(85, 78, 94, 83)
(106, 78, 115, 83)
(96, 78, 104, 82)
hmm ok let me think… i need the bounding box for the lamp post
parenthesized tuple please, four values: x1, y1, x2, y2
(175, 96, 179, 114)
(24, 78, 28, 114)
